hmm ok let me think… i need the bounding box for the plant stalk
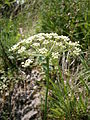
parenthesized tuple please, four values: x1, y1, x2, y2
(44, 56, 49, 120)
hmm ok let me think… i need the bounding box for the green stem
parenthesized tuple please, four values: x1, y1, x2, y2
(44, 56, 49, 120)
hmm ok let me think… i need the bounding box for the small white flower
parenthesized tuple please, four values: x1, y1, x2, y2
(68, 93, 71, 97)
(73, 47, 81, 56)
(22, 59, 33, 67)
(54, 35, 61, 40)
(52, 52, 59, 59)
(21, 62, 24, 65)
(10, 44, 18, 51)
(50, 33, 58, 36)
(33, 43, 40, 47)
(25, 38, 33, 44)
(3, 84, 6, 88)
(18, 46, 26, 54)
(60, 35, 70, 41)
(55, 42, 62, 46)
(45, 33, 52, 39)
(43, 40, 49, 45)
(68, 41, 80, 47)
(39, 48, 48, 55)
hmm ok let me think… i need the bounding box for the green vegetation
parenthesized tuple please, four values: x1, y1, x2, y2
(0, 0, 90, 120)
(39, 0, 90, 50)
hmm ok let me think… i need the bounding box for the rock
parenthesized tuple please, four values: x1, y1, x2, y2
(22, 110, 37, 120)
(0, 68, 44, 120)
(31, 98, 41, 108)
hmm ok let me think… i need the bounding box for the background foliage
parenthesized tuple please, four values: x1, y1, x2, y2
(38, 0, 90, 50)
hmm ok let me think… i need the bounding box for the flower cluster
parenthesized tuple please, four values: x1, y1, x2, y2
(9, 33, 81, 67)
(21, 59, 33, 67)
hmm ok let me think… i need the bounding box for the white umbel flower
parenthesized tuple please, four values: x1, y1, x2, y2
(10, 33, 81, 68)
